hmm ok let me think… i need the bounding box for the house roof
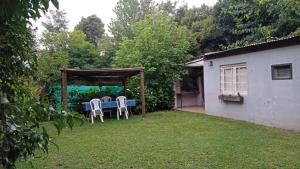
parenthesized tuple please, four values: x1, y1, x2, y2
(184, 58, 204, 67)
(203, 35, 300, 60)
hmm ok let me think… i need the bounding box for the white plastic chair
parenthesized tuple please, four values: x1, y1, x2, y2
(101, 96, 112, 102)
(101, 96, 112, 117)
(116, 96, 129, 120)
(89, 99, 104, 123)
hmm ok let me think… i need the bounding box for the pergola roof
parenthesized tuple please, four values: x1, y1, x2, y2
(62, 68, 143, 85)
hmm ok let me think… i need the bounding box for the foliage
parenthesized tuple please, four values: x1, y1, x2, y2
(0, 94, 83, 168)
(0, 1, 83, 168)
(213, 0, 300, 49)
(0, 0, 59, 21)
(42, 10, 68, 33)
(109, 0, 155, 40)
(291, 27, 300, 36)
(179, 5, 212, 29)
(259, 0, 300, 37)
(17, 112, 300, 169)
(37, 10, 70, 105)
(109, 0, 299, 58)
(157, 0, 177, 16)
(68, 30, 102, 68)
(37, 32, 69, 83)
(75, 15, 105, 46)
(98, 35, 117, 67)
(41, 10, 69, 53)
(175, 4, 215, 55)
(38, 10, 70, 85)
(114, 13, 192, 111)
(171, 0, 300, 56)
(39, 12, 104, 80)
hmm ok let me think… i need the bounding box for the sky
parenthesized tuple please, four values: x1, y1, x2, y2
(34, 0, 217, 35)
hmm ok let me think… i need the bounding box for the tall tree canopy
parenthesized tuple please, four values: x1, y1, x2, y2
(172, 0, 300, 56)
(109, 0, 155, 40)
(114, 13, 191, 111)
(75, 15, 105, 46)
(68, 30, 101, 68)
(42, 10, 68, 33)
(157, 0, 177, 16)
(38, 10, 69, 85)
(175, 4, 215, 55)
(213, 0, 300, 49)
(98, 35, 116, 67)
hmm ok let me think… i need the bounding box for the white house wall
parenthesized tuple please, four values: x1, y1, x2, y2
(204, 44, 300, 131)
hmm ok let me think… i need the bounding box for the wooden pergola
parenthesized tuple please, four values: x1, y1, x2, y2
(60, 67, 146, 118)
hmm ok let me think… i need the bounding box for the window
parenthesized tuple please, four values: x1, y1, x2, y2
(271, 63, 292, 80)
(220, 63, 247, 95)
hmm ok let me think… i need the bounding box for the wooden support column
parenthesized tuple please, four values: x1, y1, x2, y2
(140, 68, 146, 118)
(123, 78, 127, 97)
(61, 69, 68, 110)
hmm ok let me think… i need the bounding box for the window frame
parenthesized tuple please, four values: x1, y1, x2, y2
(271, 63, 293, 80)
(220, 63, 248, 96)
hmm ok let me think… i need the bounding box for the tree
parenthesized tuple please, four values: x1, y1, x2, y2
(42, 10, 68, 33)
(179, 4, 212, 29)
(175, 4, 215, 56)
(109, 0, 155, 40)
(0, 1, 81, 168)
(68, 30, 101, 68)
(259, 0, 300, 37)
(213, 0, 300, 49)
(37, 10, 70, 100)
(39, 12, 105, 82)
(37, 32, 69, 83)
(75, 15, 105, 46)
(114, 13, 192, 111)
(172, 0, 300, 56)
(157, 0, 177, 16)
(41, 10, 69, 52)
(98, 35, 117, 67)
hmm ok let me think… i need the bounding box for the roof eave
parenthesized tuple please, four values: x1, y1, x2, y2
(203, 35, 300, 60)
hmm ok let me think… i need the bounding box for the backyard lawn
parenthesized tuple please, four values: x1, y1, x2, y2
(17, 111, 300, 169)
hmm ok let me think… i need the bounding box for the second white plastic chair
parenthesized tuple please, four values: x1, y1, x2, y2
(101, 96, 112, 117)
(116, 96, 129, 120)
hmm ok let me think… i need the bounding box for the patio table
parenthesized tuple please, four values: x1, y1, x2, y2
(82, 99, 137, 111)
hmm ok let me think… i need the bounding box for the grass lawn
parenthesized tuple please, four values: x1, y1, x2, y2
(17, 111, 300, 169)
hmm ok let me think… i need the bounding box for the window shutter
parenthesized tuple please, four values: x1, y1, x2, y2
(220, 64, 247, 95)
(236, 67, 247, 93)
(272, 64, 292, 80)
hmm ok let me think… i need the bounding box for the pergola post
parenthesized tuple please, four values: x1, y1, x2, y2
(140, 68, 146, 118)
(123, 78, 127, 97)
(61, 69, 68, 110)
